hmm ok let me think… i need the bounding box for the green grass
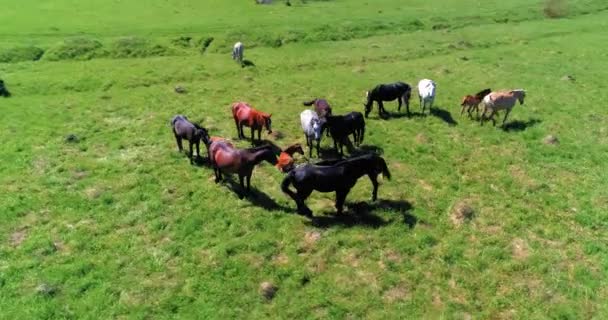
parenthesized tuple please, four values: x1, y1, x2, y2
(1, 0, 608, 318)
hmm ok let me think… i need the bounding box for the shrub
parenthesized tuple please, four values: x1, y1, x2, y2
(44, 37, 102, 61)
(0, 46, 45, 63)
(107, 37, 173, 58)
(544, 0, 568, 18)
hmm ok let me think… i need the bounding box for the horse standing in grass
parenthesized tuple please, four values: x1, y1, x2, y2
(417, 79, 436, 114)
(208, 142, 277, 198)
(325, 112, 365, 156)
(460, 88, 491, 118)
(281, 153, 391, 218)
(364, 82, 412, 118)
(480, 90, 526, 126)
(171, 115, 210, 164)
(232, 102, 272, 145)
(300, 109, 323, 157)
(303, 98, 332, 118)
(232, 42, 243, 64)
(0, 80, 10, 97)
(276, 143, 305, 173)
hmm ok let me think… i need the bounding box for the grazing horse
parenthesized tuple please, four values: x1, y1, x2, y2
(0, 80, 10, 97)
(325, 112, 365, 156)
(300, 109, 323, 157)
(171, 115, 210, 164)
(276, 143, 305, 173)
(480, 89, 526, 126)
(232, 42, 243, 64)
(364, 82, 412, 118)
(460, 88, 491, 118)
(303, 98, 332, 118)
(417, 79, 437, 114)
(281, 153, 391, 217)
(232, 102, 272, 145)
(209, 141, 277, 198)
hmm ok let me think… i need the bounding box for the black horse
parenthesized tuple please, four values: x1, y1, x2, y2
(364, 82, 412, 118)
(281, 153, 391, 218)
(171, 115, 210, 164)
(324, 112, 365, 156)
(0, 80, 10, 97)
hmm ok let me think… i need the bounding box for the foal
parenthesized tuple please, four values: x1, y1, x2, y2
(281, 153, 391, 217)
(325, 112, 365, 156)
(364, 82, 412, 118)
(480, 89, 526, 127)
(208, 141, 277, 198)
(460, 88, 491, 118)
(232, 102, 272, 145)
(276, 143, 305, 173)
(171, 115, 210, 164)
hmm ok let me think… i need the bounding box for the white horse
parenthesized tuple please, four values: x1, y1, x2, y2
(300, 109, 322, 157)
(417, 79, 436, 114)
(480, 89, 526, 126)
(232, 42, 243, 64)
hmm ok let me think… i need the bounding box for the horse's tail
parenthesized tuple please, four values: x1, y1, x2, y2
(303, 99, 316, 106)
(378, 157, 391, 180)
(281, 171, 297, 196)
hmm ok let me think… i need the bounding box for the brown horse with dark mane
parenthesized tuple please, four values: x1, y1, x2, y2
(232, 102, 272, 145)
(208, 141, 277, 198)
(276, 143, 305, 173)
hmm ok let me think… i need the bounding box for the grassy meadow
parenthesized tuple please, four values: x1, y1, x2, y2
(1, 0, 608, 318)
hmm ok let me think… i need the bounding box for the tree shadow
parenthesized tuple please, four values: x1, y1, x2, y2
(501, 118, 542, 132)
(430, 107, 458, 126)
(241, 60, 256, 68)
(306, 199, 416, 229)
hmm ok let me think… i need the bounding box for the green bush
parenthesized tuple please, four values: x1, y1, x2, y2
(0, 46, 45, 63)
(107, 37, 173, 58)
(44, 37, 102, 61)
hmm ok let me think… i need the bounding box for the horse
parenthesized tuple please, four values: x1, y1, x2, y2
(0, 80, 10, 97)
(281, 153, 391, 218)
(208, 141, 277, 199)
(364, 82, 412, 118)
(303, 98, 332, 118)
(460, 88, 491, 118)
(417, 79, 437, 114)
(171, 115, 210, 164)
(232, 42, 243, 64)
(480, 89, 526, 126)
(232, 102, 272, 145)
(325, 112, 365, 156)
(276, 143, 305, 173)
(300, 109, 323, 157)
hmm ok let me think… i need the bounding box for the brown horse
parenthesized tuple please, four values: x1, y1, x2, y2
(276, 143, 305, 173)
(232, 102, 272, 145)
(303, 98, 332, 118)
(460, 88, 491, 119)
(208, 141, 277, 198)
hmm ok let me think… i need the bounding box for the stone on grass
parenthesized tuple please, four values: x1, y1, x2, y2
(259, 281, 278, 300)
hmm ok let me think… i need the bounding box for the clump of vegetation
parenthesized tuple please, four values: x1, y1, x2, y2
(544, 0, 568, 18)
(171, 36, 194, 48)
(197, 37, 214, 53)
(44, 37, 102, 61)
(107, 37, 173, 58)
(0, 46, 45, 63)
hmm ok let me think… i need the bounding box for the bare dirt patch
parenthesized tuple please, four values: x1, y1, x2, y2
(512, 238, 530, 260)
(383, 285, 409, 303)
(9, 229, 27, 247)
(450, 202, 474, 226)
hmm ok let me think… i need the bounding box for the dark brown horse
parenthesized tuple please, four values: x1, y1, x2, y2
(209, 141, 277, 198)
(232, 102, 272, 145)
(171, 115, 210, 164)
(303, 98, 332, 118)
(364, 82, 412, 118)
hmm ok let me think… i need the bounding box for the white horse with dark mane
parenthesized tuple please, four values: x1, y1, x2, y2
(480, 89, 526, 126)
(417, 79, 436, 114)
(232, 42, 243, 64)
(300, 109, 322, 157)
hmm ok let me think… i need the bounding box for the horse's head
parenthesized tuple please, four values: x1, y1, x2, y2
(374, 156, 391, 180)
(363, 93, 373, 117)
(264, 114, 273, 133)
(311, 118, 322, 140)
(513, 90, 526, 105)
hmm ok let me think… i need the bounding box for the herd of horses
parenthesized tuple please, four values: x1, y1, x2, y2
(171, 80, 526, 219)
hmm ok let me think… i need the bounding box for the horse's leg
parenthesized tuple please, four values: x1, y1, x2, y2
(246, 172, 252, 192)
(316, 138, 321, 158)
(188, 141, 194, 164)
(175, 134, 183, 152)
(502, 109, 511, 127)
(195, 141, 201, 160)
(378, 101, 385, 116)
(369, 174, 379, 201)
(489, 110, 497, 126)
(297, 188, 314, 217)
(250, 127, 255, 145)
(238, 174, 246, 199)
(234, 117, 241, 138)
(335, 189, 349, 215)
(258, 128, 261, 142)
(479, 108, 487, 125)
(398, 97, 402, 112)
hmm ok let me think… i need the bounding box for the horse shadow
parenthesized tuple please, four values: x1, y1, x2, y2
(501, 118, 542, 132)
(253, 139, 282, 154)
(307, 199, 416, 229)
(241, 60, 256, 68)
(352, 144, 384, 156)
(382, 111, 425, 120)
(218, 175, 293, 212)
(430, 107, 458, 126)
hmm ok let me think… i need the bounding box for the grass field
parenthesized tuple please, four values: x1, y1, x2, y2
(1, 0, 608, 318)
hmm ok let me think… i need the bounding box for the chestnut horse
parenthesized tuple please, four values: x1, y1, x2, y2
(232, 102, 272, 145)
(276, 143, 305, 173)
(208, 141, 277, 198)
(460, 88, 491, 118)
